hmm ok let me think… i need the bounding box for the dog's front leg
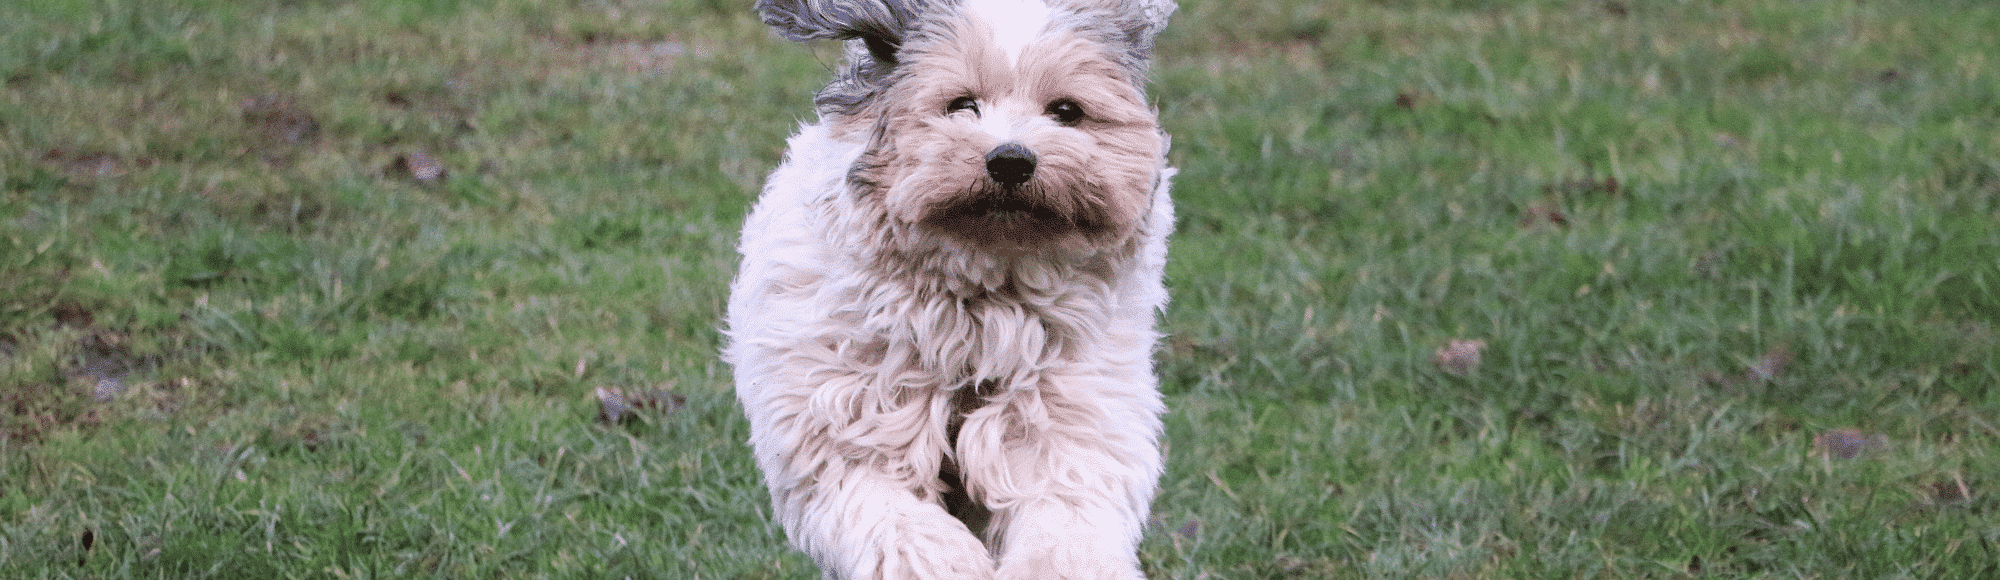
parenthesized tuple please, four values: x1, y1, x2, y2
(964, 371, 1164, 580)
(783, 472, 997, 580)
(751, 391, 999, 580)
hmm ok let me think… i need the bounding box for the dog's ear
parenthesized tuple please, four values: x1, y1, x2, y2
(1055, 0, 1174, 60)
(756, 0, 920, 66)
(1138, 0, 1175, 40)
(1117, 0, 1175, 54)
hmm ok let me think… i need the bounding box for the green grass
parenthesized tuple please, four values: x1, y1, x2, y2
(3, 0, 1996, 577)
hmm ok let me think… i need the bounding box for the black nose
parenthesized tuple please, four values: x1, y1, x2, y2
(984, 143, 1037, 185)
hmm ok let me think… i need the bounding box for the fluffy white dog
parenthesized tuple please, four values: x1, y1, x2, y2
(724, 0, 1176, 578)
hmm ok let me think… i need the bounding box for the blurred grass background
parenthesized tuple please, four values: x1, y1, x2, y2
(2, 0, 1996, 577)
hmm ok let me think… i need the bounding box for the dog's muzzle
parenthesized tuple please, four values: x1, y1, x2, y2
(984, 143, 1037, 186)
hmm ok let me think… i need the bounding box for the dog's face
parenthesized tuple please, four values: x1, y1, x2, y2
(763, 0, 1173, 258)
(860, 0, 1163, 255)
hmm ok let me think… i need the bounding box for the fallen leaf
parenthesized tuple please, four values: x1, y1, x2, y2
(1813, 428, 1883, 460)
(1929, 476, 1970, 505)
(596, 385, 686, 424)
(392, 150, 448, 183)
(1394, 91, 1418, 110)
(239, 94, 320, 144)
(1433, 339, 1487, 377)
(1517, 201, 1569, 228)
(1746, 344, 1792, 382)
(595, 387, 632, 423)
(1175, 518, 1201, 539)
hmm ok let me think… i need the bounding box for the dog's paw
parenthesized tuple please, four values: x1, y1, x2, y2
(995, 556, 1145, 580)
(991, 522, 1146, 580)
(834, 509, 998, 580)
(870, 535, 997, 580)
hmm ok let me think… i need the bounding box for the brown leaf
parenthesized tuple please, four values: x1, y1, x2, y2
(1746, 344, 1792, 382)
(1517, 201, 1569, 228)
(1433, 339, 1487, 377)
(1394, 92, 1418, 110)
(1813, 428, 1883, 460)
(51, 302, 94, 327)
(1175, 518, 1201, 539)
(595, 387, 632, 423)
(1543, 207, 1570, 226)
(1929, 476, 1971, 505)
(596, 385, 685, 424)
(391, 150, 448, 183)
(239, 94, 320, 144)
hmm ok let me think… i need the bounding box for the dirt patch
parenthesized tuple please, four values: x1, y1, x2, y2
(1, 305, 180, 443)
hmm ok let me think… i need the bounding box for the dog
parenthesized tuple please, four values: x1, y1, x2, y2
(723, 0, 1176, 578)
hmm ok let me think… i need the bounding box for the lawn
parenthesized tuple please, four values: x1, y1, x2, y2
(3, 0, 1996, 577)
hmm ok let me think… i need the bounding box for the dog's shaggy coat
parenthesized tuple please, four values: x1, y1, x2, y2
(725, 1, 1175, 578)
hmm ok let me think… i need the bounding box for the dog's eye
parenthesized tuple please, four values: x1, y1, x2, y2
(1046, 99, 1085, 125)
(946, 96, 979, 116)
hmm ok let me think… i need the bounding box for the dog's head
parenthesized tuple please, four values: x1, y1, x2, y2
(761, 0, 1176, 257)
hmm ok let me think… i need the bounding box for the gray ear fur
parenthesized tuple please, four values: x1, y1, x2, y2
(1050, 0, 1174, 68)
(1112, 0, 1176, 55)
(755, 0, 923, 65)
(1137, 0, 1175, 44)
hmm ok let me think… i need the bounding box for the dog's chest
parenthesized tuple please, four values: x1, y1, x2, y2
(850, 289, 1077, 387)
(913, 272, 1119, 379)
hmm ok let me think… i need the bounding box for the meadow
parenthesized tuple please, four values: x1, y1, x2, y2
(2, 0, 1996, 577)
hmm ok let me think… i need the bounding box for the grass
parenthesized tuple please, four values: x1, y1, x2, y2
(2, 0, 1995, 577)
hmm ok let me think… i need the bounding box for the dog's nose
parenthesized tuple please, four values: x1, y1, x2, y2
(984, 143, 1037, 185)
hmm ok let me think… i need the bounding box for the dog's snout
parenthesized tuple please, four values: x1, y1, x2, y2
(984, 143, 1037, 185)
